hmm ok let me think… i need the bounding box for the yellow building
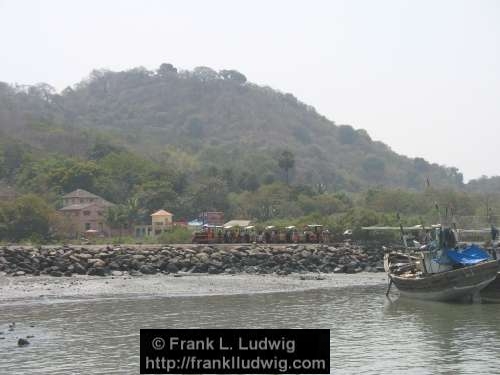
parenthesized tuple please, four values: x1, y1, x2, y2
(151, 209, 173, 235)
(135, 209, 175, 237)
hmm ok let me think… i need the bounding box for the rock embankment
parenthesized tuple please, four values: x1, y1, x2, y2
(0, 243, 386, 277)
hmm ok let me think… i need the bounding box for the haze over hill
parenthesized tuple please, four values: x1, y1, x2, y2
(0, 64, 475, 192)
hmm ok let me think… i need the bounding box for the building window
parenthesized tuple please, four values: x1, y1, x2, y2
(83, 211, 91, 216)
(85, 223, 91, 230)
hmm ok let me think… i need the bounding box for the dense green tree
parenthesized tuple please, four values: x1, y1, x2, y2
(184, 116, 204, 138)
(238, 171, 260, 191)
(338, 125, 357, 144)
(88, 138, 124, 160)
(467, 176, 500, 194)
(362, 157, 385, 182)
(134, 180, 178, 217)
(414, 157, 430, 172)
(124, 197, 143, 228)
(105, 205, 129, 240)
(193, 66, 219, 81)
(222, 168, 236, 191)
(157, 63, 178, 76)
(445, 167, 464, 186)
(0, 195, 55, 242)
(15, 157, 98, 199)
(219, 69, 247, 84)
(1, 142, 29, 179)
(95, 151, 148, 202)
(190, 177, 229, 213)
(48, 159, 100, 194)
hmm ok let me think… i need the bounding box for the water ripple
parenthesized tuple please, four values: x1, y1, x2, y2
(1, 284, 500, 374)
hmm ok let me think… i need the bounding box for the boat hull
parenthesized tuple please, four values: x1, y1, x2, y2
(480, 271, 500, 302)
(390, 260, 499, 302)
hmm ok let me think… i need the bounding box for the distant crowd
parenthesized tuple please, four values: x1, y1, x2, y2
(193, 226, 332, 244)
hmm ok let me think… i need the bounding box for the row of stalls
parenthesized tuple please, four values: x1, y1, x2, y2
(191, 223, 331, 244)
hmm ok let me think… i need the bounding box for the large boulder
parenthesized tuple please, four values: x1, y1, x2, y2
(163, 263, 179, 273)
(88, 259, 106, 268)
(139, 265, 157, 275)
(77, 253, 93, 260)
(208, 266, 222, 274)
(88, 267, 107, 276)
(195, 252, 209, 262)
(73, 262, 87, 274)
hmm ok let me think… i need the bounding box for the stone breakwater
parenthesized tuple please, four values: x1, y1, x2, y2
(0, 243, 386, 277)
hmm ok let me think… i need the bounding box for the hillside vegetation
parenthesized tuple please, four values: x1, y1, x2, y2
(1, 64, 468, 190)
(0, 64, 499, 242)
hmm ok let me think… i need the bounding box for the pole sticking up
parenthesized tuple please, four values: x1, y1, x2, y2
(396, 212, 407, 249)
(386, 278, 393, 297)
(396, 212, 414, 268)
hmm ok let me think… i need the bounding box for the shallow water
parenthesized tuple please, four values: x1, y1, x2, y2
(1, 282, 500, 374)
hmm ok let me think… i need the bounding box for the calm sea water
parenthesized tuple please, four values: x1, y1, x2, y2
(1, 283, 500, 374)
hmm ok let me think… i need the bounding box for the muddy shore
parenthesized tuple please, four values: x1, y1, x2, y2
(0, 273, 387, 302)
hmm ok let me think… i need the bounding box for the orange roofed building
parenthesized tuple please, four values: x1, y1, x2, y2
(151, 209, 173, 235)
(135, 209, 174, 237)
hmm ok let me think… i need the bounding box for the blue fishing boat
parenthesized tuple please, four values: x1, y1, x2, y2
(383, 226, 499, 301)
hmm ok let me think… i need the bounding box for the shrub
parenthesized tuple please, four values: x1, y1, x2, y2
(157, 227, 193, 244)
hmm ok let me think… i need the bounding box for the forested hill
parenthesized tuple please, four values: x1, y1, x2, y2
(0, 64, 467, 191)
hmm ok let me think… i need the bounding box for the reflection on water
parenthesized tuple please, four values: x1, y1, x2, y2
(1, 285, 500, 374)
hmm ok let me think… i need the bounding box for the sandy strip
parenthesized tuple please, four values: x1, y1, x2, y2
(0, 273, 387, 303)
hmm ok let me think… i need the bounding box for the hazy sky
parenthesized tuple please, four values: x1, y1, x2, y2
(1, 0, 499, 180)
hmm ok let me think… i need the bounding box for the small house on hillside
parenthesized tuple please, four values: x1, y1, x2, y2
(135, 209, 174, 237)
(58, 189, 114, 238)
(151, 209, 173, 234)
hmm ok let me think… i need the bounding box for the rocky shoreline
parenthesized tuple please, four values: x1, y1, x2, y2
(0, 242, 386, 277)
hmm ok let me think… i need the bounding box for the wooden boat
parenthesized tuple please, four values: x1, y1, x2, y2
(479, 246, 500, 302)
(480, 273, 500, 302)
(365, 222, 499, 301)
(385, 251, 499, 301)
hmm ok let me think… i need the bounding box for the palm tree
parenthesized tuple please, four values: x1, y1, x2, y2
(278, 150, 295, 186)
(105, 205, 128, 241)
(125, 197, 142, 231)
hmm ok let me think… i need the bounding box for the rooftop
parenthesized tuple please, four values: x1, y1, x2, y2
(223, 220, 252, 228)
(61, 189, 114, 207)
(59, 201, 114, 211)
(151, 209, 173, 216)
(62, 189, 101, 199)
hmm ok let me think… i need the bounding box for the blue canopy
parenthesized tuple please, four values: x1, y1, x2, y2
(446, 244, 492, 266)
